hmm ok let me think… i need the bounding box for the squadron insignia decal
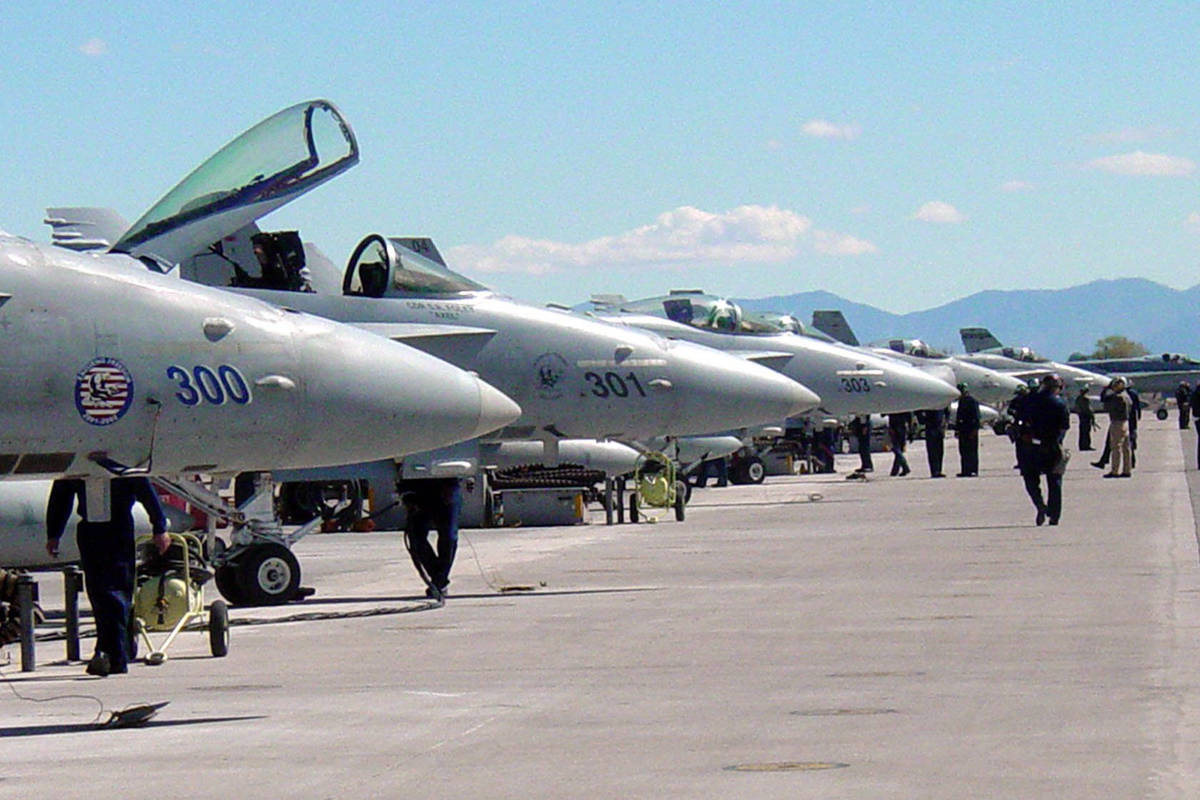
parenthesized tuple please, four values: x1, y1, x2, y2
(75, 357, 134, 425)
(533, 352, 569, 399)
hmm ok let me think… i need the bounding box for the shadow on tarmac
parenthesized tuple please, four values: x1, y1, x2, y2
(0, 715, 267, 738)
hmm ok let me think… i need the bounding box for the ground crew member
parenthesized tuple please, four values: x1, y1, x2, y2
(1014, 373, 1071, 525)
(45, 478, 169, 676)
(1177, 381, 1192, 430)
(916, 407, 948, 477)
(1073, 386, 1097, 450)
(1192, 382, 1200, 468)
(887, 412, 912, 476)
(402, 478, 463, 600)
(955, 383, 981, 477)
(849, 415, 873, 472)
(1100, 377, 1132, 478)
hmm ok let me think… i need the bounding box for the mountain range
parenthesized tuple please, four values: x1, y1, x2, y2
(736, 278, 1200, 361)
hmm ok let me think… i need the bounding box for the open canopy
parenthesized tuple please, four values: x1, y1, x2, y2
(113, 100, 358, 265)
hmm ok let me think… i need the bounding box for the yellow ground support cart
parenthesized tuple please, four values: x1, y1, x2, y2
(132, 533, 229, 664)
(629, 451, 686, 523)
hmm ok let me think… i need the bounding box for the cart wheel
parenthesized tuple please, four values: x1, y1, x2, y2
(629, 493, 640, 523)
(744, 456, 766, 484)
(214, 564, 247, 606)
(209, 599, 230, 657)
(674, 483, 686, 522)
(1157, 407, 1169, 421)
(235, 543, 301, 606)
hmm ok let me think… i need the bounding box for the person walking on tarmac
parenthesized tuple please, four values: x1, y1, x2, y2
(955, 383, 982, 477)
(1177, 381, 1192, 430)
(1014, 373, 1071, 525)
(45, 478, 169, 676)
(849, 415, 874, 472)
(401, 478, 463, 600)
(887, 411, 912, 476)
(1074, 386, 1097, 451)
(916, 407, 948, 477)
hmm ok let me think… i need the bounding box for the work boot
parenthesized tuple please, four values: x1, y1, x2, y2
(86, 652, 111, 677)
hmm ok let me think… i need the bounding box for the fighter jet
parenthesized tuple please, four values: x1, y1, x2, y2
(958, 327, 1109, 388)
(807, 311, 1025, 408)
(1066, 351, 1200, 417)
(591, 291, 959, 418)
(0, 230, 519, 480)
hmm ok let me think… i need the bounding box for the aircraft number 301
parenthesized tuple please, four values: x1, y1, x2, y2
(840, 376, 873, 393)
(168, 365, 253, 406)
(585, 371, 646, 399)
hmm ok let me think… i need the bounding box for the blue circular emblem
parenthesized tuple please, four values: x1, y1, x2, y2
(75, 357, 134, 426)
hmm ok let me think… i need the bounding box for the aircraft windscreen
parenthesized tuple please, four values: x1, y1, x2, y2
(1001, 346, 1048, 363)
(621, 295, 742, 332)
(741, 311, 805, 334)
(389, 242, 487, 295)
(115, 101, 357, 252)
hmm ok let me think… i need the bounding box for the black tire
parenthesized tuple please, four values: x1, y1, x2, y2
(214, 564, 247, 606)
(1157, 407, 1169, 421)
(673, 484, 686, 522)
(744, 456, 766, 484)
(680, 479, 692, 505)
(208, 600, 230, 657)
(629, 493, 640, 523)
(235, 543, 301, 606)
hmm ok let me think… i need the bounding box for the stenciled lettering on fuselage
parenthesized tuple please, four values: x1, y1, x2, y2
(403, 300, 474, 321)
(75, 357, 134, 425)
(166, 364, 252, 407)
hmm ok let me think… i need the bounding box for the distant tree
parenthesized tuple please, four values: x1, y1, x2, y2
(1088, 335, 1149, 359)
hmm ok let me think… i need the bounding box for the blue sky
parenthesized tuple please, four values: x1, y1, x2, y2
(4, 2, 1200, 311)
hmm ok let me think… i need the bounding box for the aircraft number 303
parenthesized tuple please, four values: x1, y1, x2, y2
(840, 376, 873, 393)
(168, 364, 253, 406)
(585, 371, 646, 399)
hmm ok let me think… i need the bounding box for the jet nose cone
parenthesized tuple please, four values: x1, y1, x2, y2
(471, 380, 523, 438)
(888, 367, 960, 411)
(670, 342, 820, 434)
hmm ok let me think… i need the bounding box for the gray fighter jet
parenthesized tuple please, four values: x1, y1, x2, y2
(0, 230, 518, 480)
(959, 327, 1109, 388)
(591, 291, 959, 418)
(807, 311, 1025, 408)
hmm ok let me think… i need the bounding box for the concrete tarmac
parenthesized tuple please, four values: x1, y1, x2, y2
(5, 419, 1200, 798)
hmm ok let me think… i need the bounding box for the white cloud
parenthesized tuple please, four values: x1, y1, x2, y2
(1000, 180, 1033, 192)
(1086, 151, 1195, 176)
(800, 119, 861, 140)
(1184, 212, 1200, 232)
(79, 38, 108, 56)
(765, 139, 784, 151)
(446, 205, 877, 275)
(813, 230, 878, 255)
(913, 201, 967, 224)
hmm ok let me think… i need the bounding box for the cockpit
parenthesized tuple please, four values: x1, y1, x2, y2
(618, 292, 744, 332)
(884, 339, 948, 359)
(343, 234, 488, 297)
(114, 100, 358, 263)
(999, 346, 1048, 363)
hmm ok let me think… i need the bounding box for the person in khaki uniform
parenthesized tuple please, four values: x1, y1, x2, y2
(1101, 377, 1132, 478)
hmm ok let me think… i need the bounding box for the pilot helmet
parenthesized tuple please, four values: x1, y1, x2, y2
(1040, 373, 1063, 390)
(956, 382, 968, 393)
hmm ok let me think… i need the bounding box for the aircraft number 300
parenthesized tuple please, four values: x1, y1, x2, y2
(168, 365, 252, 406)
(585, 371, 647, 398)
(840, 377, 873, 393)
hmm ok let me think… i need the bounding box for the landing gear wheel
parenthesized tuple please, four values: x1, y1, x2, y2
(629, 493, 640, 523)
(674, 482, 686, 522)
(235, 543, 301, 606)
(681, 479, 692, 504)
(208, 600, 230, 657)
(214, 564, 247, 606)
(744, 456, 766, 484)
(1157, 407, 1169, 421)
